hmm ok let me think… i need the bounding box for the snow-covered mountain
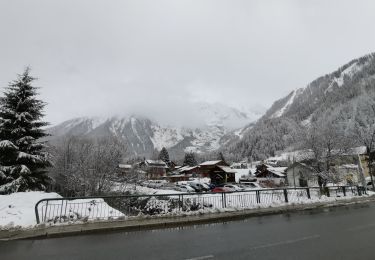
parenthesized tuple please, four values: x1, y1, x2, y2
(264, 53, 375, 123)
(225, 52, 375, 160)
(50, 53, 375, 160)
(48, 103, 264, 158)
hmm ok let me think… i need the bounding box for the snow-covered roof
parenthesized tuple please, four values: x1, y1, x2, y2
(145, 160, 168, 168)
(339, 164, 359, 169)
(217, 166, 236, 173)
(270, 171, 286, 177)
(178, 165, 199, 172)
(118, 164, 132, 169)
(349, 146, 367, 155)
(168, 174, 187, 178)
(230, 162, 246, 166)
(268, 166, 288, 173)
(200, 160, 222, 166)
(286, 162, 315, 172)
(230, 163, 249, 169)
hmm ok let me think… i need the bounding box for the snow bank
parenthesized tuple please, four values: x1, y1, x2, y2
(0, 191, 61, 229)
(39, 198, 125, 224)
(113, 183, 183, 195)
(0, 192, 124, 229)
(2, 190, 372, 230)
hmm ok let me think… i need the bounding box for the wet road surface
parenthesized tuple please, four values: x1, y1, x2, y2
(1, 202, 375, 260)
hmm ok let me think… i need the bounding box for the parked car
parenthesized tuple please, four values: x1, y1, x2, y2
(240, 182, 262, 190)
(223, 184, 244, 191)
(175, 184, 195, 193)
(188, 182, 210, 192)
(140, 181, 150, 187)
(201, 183, 211, 191)
(147, 180, 167, 189)
(161, 183, 178, 190)
(212, 187, 231, 193)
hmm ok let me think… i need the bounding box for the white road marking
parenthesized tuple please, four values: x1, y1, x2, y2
(248, 234, 321, 251)
(184, 255, 215, 260)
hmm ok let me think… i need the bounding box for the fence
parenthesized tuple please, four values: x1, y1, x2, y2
(35, 186, 367, 224)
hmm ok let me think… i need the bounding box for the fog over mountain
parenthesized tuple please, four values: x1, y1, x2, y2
(48, 102, 264, 158)
(49, 52, 375, 160)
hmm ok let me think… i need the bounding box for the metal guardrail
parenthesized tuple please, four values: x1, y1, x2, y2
(35, 186, 367, 224)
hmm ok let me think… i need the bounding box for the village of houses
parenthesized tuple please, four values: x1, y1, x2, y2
(117, 147, 374, 194)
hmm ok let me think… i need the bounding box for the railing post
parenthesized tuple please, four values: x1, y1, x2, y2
(178, 195, 181, 211)
(43, 200, 49, 223)
(283, 189, 288, 203)
(256, 190, 261, 204)
(306, 188, 311, 199)
(342, 186, 346, 197)
(59, 200, 64, 223)
(221, 193, 225, 208)
(35, 202, 40, 224)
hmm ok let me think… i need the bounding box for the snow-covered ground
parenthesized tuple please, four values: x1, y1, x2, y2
(1, 189, 372, 230)
(0, 192, 61, 229)
(0, 192, 123, 230)
(271, 90, 298, 118)
(112, 183, 183, 195)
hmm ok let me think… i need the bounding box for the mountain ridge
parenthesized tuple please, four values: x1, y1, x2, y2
(48, 52, 375, 161)
(224, 52, 375, 161)
(47, 103, 264, 158)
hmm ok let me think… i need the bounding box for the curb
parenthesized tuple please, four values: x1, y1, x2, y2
(1, 195, 375, 241)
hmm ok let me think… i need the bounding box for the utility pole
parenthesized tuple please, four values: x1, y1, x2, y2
(357, 154, 366, 188)
(292, 156, 296, 187)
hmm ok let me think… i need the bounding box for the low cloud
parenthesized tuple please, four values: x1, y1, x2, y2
(0, 0, 375, 126)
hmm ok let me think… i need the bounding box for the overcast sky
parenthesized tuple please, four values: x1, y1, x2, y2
(1, 0, 375, 126)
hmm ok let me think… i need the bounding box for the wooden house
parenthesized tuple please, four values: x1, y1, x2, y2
(255, 164, 286, 187)
(177, 165, 201, 177)
(117, 164, 132, 175)
(139, 159, 168, 180)
(199, 160, 236, 184)
(285, 162, 317, 187)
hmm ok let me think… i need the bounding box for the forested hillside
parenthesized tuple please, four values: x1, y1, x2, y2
(224, 53, 375, 160)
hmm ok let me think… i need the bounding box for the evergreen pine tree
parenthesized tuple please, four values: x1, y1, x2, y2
(158, 147, 170, 163)
(217, 152, 226, 163)
(0, 68, 51, 194)
(183, 152, 197, 167)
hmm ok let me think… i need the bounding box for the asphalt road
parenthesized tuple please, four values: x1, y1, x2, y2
(1, 202, 375, 260)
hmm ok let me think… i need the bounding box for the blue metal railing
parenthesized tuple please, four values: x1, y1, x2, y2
(35, 186, 366, 224)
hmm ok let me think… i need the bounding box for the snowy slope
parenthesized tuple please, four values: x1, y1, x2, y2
(265, 53, 375, 122)
(0, 192, 124, 229)
(325, 60, 366, 93)
(48, 102, 264, 157)
(271, 89, 298, 118)
(224, 52, 375, 160)
(0, 192, 61, 228)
